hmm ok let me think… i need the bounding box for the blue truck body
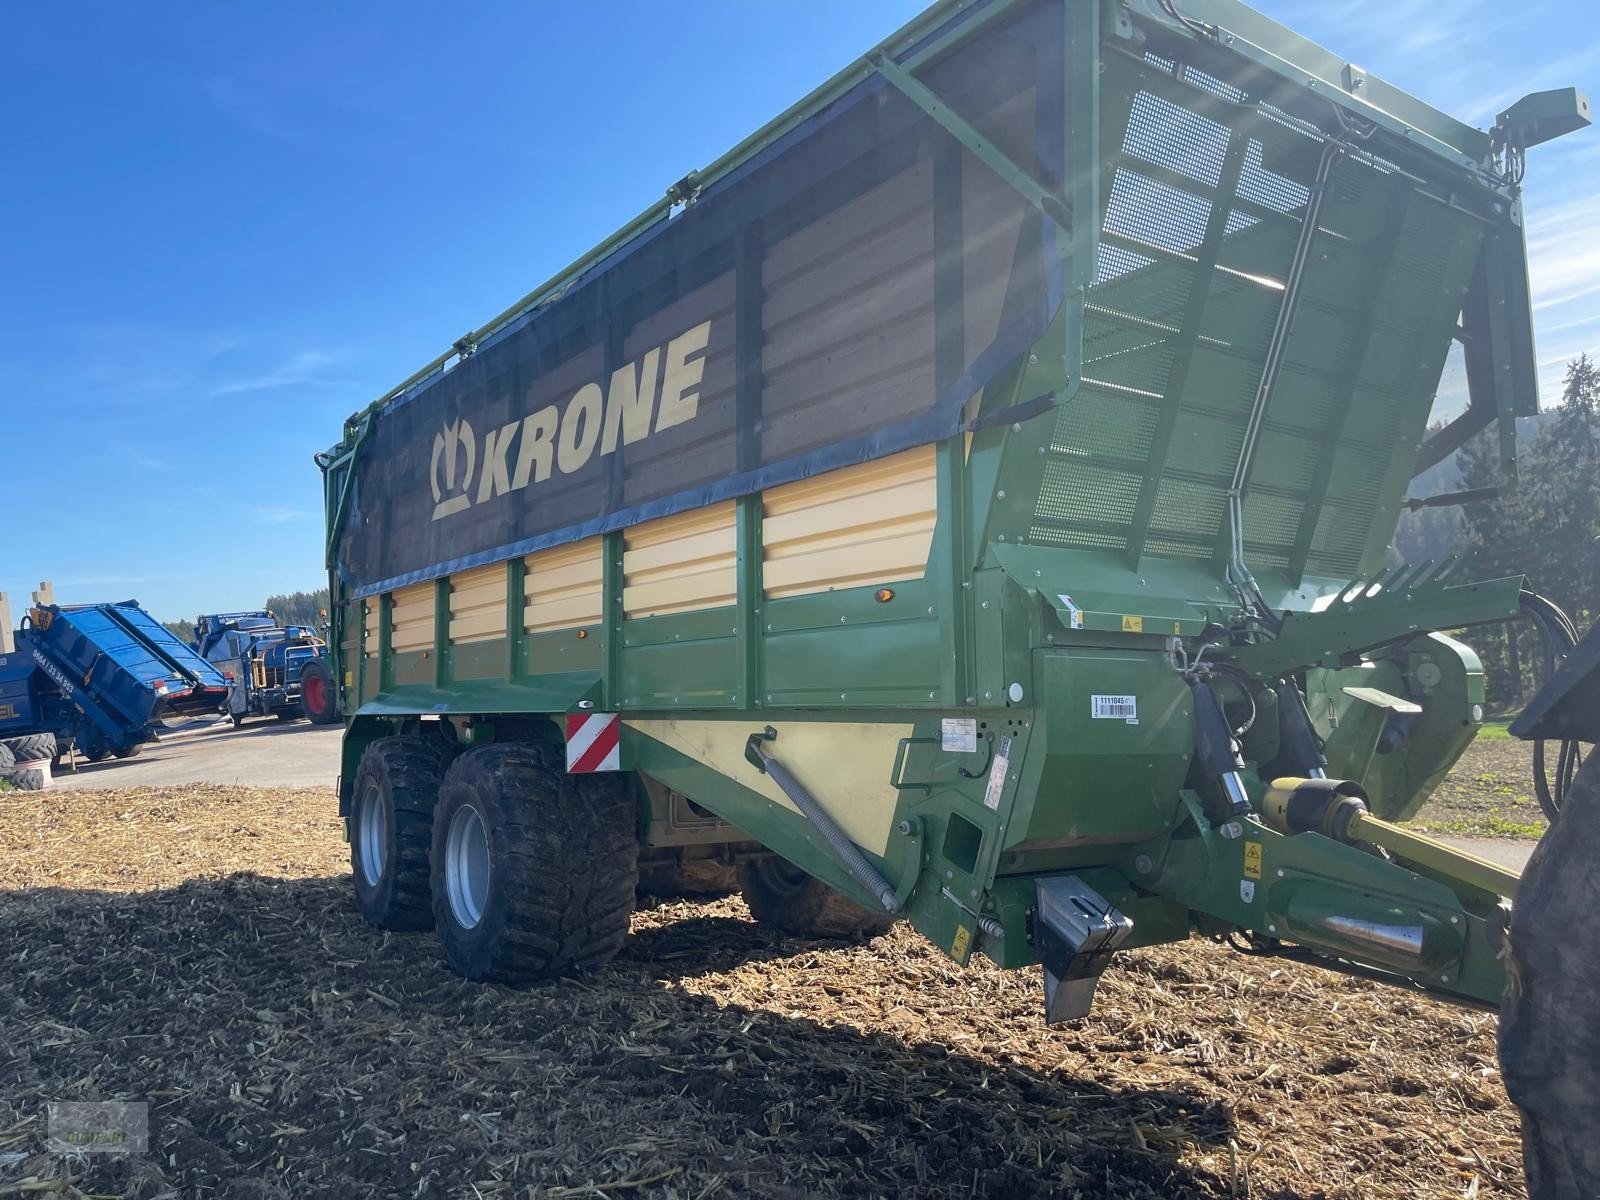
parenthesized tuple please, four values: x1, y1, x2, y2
(0, 600, 231, 761)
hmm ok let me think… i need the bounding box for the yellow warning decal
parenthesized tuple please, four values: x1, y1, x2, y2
(1243, 841, 1263, 881)
(951, 925, 971, 959)
(1121, 614, 1143, 633)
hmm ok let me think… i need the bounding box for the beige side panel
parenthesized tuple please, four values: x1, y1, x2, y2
(623, 501, 736, 618)
(524, 537, 603, 632)
(390, 582, 436, 653)
(625, 719, 910, 855)
(762, 445, 938, 599)
(449, 562, 507, 645)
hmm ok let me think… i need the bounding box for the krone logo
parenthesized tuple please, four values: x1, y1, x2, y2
(426, 317, 714, 524)
(431, 418, 477, 520)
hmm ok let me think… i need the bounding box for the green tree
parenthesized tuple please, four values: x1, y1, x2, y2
(161, 618, 198, 644)
(1459, 355, 1600, 706)
(264, 589, 330, 628)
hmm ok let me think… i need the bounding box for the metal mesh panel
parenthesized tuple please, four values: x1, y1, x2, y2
(1122, 92, 1231, 188)
(1031, 49, 1485, 582)
(1102, 169, 1214, 254)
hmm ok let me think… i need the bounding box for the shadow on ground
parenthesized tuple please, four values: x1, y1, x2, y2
(0, 872, 1271, 1199)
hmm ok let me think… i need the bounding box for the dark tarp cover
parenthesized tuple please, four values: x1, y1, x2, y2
(337, 0, 1068, 597)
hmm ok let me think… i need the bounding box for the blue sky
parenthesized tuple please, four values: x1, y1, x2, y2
(2, 1, 1594, 623)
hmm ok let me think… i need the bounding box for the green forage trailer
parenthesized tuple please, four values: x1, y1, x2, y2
(318, 0, 1591, 1154)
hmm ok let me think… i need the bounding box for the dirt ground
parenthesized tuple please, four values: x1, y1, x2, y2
(1408, 731, 1546, 841)
(0, 784, 1523, 1199)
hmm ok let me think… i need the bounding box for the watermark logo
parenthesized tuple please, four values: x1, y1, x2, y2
(46, 1102, 147, 1156)
(430, 418, 478, 521)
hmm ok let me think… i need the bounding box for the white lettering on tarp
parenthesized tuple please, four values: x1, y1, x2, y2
(601, 347, 661, 455)
(655, 321, 712, 432)
(431, 318, 715, 522)
(511, 406, 558, 489)
(557, 383, 604, 475)
(476, 420, 519, 504)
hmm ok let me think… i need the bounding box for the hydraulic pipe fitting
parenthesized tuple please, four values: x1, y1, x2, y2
(1190, 678, 1253, 819)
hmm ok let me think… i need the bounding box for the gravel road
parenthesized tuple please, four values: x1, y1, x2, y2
(49, 718, 343, 791)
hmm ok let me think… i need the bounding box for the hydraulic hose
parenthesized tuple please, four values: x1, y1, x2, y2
(1519, 590, 1583, 820)
(745, 729, 900, 913)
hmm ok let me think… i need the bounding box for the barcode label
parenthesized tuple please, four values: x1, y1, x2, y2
(1091, 694, 1138, 722)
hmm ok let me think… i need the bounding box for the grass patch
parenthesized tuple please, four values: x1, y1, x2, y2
(1404, 734, 1546, 841)
(1407, 811, 1545, 840)
(1473, 720, 1512, 742)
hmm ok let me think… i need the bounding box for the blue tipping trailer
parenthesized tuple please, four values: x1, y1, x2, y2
(0, 600, 231, 764)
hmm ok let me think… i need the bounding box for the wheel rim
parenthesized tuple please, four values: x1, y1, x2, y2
(445, 803, 491, 930)
(356, 781, 389, 887)
(304, 671, 325, 713)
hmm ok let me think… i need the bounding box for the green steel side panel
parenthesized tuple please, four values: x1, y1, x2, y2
(1009, 648, 1193, 845)
(389, 649, 432, 688)
(619, 610, 740, 709)
(357, 672, 599, 718)
(762, 618, 944, 707)
(525, 628, 602, 678)
(450, 638, 507, 683)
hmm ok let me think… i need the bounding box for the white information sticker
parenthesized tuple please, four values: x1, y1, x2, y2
(982, 735, 1012, 811)
(941, 717, 978, 753)
(1057, 594, 1084, 629)
(1239, 880, 1256, 904)
(1091, 694, 1139, 723)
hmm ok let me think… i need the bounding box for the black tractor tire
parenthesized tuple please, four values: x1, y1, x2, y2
(300, 660, 339, 725)
(6, 765, 50, 791)
(273, 708, 301, 723)
(80, 745, 111, 763)
(112, 743, 142, 759)
(1500, 749, 1600, 1200)
(430, 741, 638, 984)
(739, 856, 895, 940)
(350, 736, 453, 931)
(1, 733, 54, 764)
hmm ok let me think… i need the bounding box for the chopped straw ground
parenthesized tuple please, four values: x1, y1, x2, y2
(1, 785, 1522, 1198)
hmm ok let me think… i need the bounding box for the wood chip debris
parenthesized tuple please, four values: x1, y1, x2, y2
(0, 785, 1524, 1198)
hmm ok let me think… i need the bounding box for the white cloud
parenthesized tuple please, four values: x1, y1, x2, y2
(209, 350, 343, 399)
(1459, 38, 1600, 125)
(1526, 197, 1600, 313)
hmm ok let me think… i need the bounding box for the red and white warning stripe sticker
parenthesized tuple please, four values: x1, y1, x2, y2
(565, 712, 620, 773)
